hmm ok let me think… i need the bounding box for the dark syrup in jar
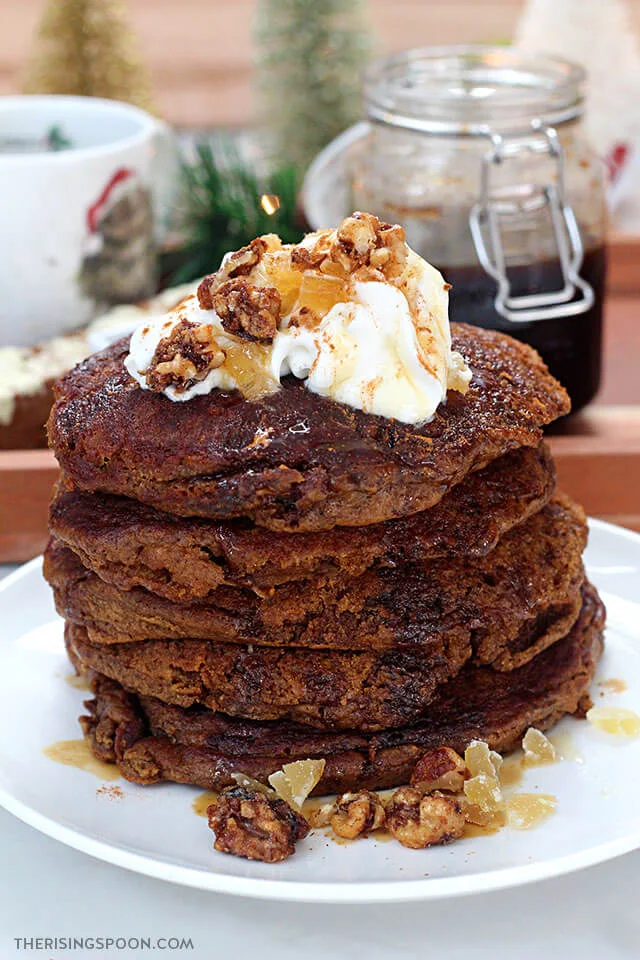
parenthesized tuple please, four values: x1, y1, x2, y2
(439, 246, 606, 413)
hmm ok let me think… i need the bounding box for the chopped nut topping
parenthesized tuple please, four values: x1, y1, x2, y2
(144, 319, 226, 393)
(288, 305, 321, 329)
(332, 211, 378, 267)
(208, 785, 309, 863)
(522, 727, 557, 767)
(291, 246, 326, 271)
(213, 278, 281, 342)
(268, 758, 326, 811)
(326, 212, 409, 279)
(385, 786, 465, 849)
(197, 237, 277, 309)
(330, 791, 386, 839)
(410, 747, 466, 794)
(373, 222, 409, 279)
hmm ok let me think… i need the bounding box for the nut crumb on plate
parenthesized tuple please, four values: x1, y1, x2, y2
(330, 790, 386, 839)
(208, 785, 309, 863)
(385, 786, 465, 849)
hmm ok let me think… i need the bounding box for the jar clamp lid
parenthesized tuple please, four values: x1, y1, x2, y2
(364, 46, 595, 323)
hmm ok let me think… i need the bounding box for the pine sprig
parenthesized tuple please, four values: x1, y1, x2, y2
(169, 139, 304, 285)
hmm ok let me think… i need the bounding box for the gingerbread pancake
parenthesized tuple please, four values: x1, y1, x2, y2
(45, 496, 586, 664)
(75, 583, 604, 795)
(48, 324, 569, 532)
(49, 444, 555, 599)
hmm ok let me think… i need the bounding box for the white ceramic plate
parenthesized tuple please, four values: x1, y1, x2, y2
(1, 520, 640, 904)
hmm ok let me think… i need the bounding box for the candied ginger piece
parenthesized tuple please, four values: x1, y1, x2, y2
(463, 773, 505, 815)
(465, 740, 503, 779)
(262, 251, 303, 314)
(522, 727, 557, 767)
(268, 759, 326, 811)
(222, 341, 279, 400)
(230, 772, 274, 795)
(294, 272, 349, 317)
(459, 796, 507, 829)
(587, 707, 640, 738)
(507, 793, 557, 831)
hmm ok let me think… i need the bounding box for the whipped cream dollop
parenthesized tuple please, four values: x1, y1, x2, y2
(125, 214, 471, 424)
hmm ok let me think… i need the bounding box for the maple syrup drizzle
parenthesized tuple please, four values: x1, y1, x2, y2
(463, 821, 501, 839)
(507, 793, 557, 830)
(499, 752, 525, 788)
(43, 739, 120, 781)
(191, 790, 218, 817)
(549, 730, 583, 762)
(64, 673, 90, 691)
(598, 678, 628, 695)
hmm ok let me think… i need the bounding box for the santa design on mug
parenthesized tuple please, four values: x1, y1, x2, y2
(79, 166, 156, 306)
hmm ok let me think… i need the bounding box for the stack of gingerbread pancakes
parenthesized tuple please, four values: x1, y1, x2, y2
(45, 323, 605, 795)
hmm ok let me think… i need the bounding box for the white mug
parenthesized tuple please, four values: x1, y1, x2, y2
(0, 95, 174, 348)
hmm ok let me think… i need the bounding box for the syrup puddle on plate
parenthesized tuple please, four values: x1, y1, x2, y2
(598, 678, 628, 695)
(507, 793, 557, 830)
(192, 790, 218, 817)
(499, 752, 525, 788)
(64, 673, 90, 691)
(43, 739, 121, 781)
(549, 729, 584, 762)
(463, 821, 501, 839)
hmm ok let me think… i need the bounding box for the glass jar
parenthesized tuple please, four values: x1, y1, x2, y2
(347, 47, 607, 412)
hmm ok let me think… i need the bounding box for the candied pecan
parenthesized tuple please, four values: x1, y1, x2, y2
(330, 212, 378, 270)
(386, 786, 465, 850)
(327, 213, 409, 279)
(145, 319, 225, 393)
(197, 237, 273, 309)
(330, 791, 386, 839)
(291, 246, 326, 271)
(213, 278, 281, 342)
(410, 747, 467, 794)
(208, 785, 310, 863)
(375, 221, 408, 277)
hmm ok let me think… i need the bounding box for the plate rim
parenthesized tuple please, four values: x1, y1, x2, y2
(1, 518, 640, 903)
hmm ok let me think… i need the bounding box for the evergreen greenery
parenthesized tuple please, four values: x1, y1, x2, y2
(168, 138, 304, 285)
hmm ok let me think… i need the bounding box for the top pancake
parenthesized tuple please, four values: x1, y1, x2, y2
(48, 323, 570, 532)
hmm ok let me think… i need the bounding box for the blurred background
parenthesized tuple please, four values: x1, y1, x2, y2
(0, 0, 638, 134)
